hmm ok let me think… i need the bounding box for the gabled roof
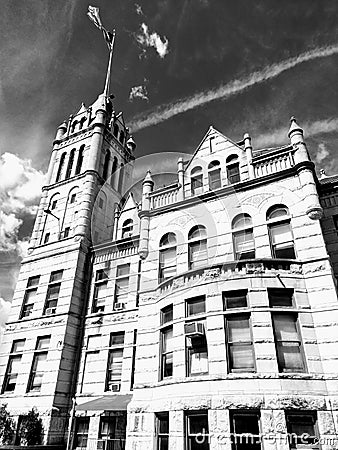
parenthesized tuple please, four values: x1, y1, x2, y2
(120, 192, 137, 213)
(184, 126, 244, 172)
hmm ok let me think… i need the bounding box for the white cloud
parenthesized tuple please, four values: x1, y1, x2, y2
(315, 142, 330, 164)
(129, 44, 338, 132)
(129, 85, 149, 102)
(0, 152, 45, 255)
(136, 23, 169, 59)
(254, 118, 338, 149)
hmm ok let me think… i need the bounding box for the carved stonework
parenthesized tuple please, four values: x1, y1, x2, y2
(265, 395, 325, 410)
(242, 192, 274, 207)
(290, 264, 303, 274)
(306, 206, 323, 220)
(6, 317, 65, 332)
(303, 261, 327, 274)
(172, 277, 185, 289)
(318, 411, 336, 435)
(204, 268, 221, 279)
(246, 262, 264, 274)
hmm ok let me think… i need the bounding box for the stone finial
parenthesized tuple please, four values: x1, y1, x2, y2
(143, 170, 154, 185)
(288, 116, 303, 138)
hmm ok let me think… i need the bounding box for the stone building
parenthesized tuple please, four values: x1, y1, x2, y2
(0, 83, 338, 450)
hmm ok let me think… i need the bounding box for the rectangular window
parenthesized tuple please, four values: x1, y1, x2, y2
(186, 412, 209, 450)
(156, 413, 169, 450)
(51, 200, 57, 210)
(268, 288, 294, 307)
(74, 417, 89, 449)
(230, 411, 261, 449)
(189, 240, 208, 269)
(1, 339, 25, 393)
(81, 335, 101, 393)
(114, 264, 130, 305)
(44, 233, 50, 244)
(286, 412, 319, 448)
(186, 297, 206, 317)
(98, 417, 116, 449)
(160, 327, 173, 379)
(272, 313, 305, 372)
(130, 330, 137, 390)
(27, 336, 50, 392)
(269, 222, 295, 259)
(161, 305, 173, 325)
(226, 315, 254, 372)
(186, 334, 208, 376)
(44, 270, 63, 314)
(106, 332, 125, 392)
(70, 193, 76, 204)
(233, 230, 255, 260)
(20, 276, 40, 319)
(223, 290, 248, 309)
(227, 164, 240, 184)
(92, 269, 108, 313)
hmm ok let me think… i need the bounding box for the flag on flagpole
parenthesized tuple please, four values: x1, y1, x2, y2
(87, 5, 115, 51)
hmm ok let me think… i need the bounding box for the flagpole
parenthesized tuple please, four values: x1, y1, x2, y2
(103, 29, 116, 98)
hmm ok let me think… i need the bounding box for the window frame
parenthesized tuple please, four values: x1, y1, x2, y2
(267, 205, 296, 259)
(285, 411, 319, 449)
(185, 411, 209, 450)
(121, 219, 133, 239)
(188, 226, 208, 270)
(105, 332, 125, 392)
(43, 270, 63, 314)
(226, 155, 240, 184)
(230, 410, 261, 449)
(232, 214, 255, 260)
(271, 312, 306, 373)
(156, 412, 169, 450)
(160, 326, 174, 380)
(225, 313, 255, 373)
(1, 339, 25, 394)
(27, 336, 50, 392)
(159, 233, 177, 283)
(208, 160, 221, 190)
(92, 269, 108, 313)
(114, 264, 130, 306)
(190, 166, 203, 195)
(20, 276, 40, 319)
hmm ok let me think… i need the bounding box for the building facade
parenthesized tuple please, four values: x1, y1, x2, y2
(0, 87, 338, 450)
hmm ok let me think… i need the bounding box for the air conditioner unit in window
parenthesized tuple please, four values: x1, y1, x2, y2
(114, 302, 125, 311)
(108, 382, 121, 392)
(45, 307, 56, 315)
(184, 322, 204, 337)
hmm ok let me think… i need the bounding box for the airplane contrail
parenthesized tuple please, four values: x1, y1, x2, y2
(129, 44, 338, 132)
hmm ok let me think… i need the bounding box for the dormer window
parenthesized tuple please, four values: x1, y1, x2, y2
(191, 166, 203, 195)
(122, 219, 133, 239)
(113, 124, 119, 138)
(208, 160, 221, 190)
(232, 214, 255, 260)
(226, 154, 240, 184)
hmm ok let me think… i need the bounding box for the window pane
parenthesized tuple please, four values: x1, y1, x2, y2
(227, 318, 250, 342)
(270, 223, 292, 244)
(96, 270, 108, 281)
(209, 169, 221, 190)
(224, 291, 247, 309)
(277, 343, 303, 371)
(12, 340, 25, 352)
(163, 353, 173, 377)
(36, 337, 50, 350)
(160, 247, 176, 264)
(268, 289, 293, 307)
(162, 328, 174, 353)
(110, 332, 125, 346)
(161, 306, 173, 324)
(189, 348, 208, 375)
(27, 276, 40, 287)
(46, 284, 60, 300)
(229, 345, 254, 370)
(87, 335, 101, 350)
(188, 414, 209, 435)
(82, 352, 99, 390)
(50, 270, 63, 283)
(234, 231, 254, 252)
(116, 264, 130, 277)
(273, 315, 299, 341)
(187, 297, 205, 316)
(274, 245, 295, 259)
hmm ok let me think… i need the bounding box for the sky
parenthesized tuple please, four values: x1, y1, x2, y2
(0, 0, 338, 331)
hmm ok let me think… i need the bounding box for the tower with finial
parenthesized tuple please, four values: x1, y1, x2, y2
(0, 6, 135, 443)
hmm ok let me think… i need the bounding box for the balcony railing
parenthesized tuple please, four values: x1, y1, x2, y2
(158, 258, 302, 294)
(252, 147, 295, 178)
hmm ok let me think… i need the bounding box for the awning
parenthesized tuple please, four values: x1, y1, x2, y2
(76, 395, 132, 411)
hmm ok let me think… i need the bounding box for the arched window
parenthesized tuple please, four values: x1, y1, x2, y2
(226, 155, 240, 184)
(232, 214, 255, 260)
(188, 225, 207, 270)
(208, 160, 221, 190)
(65, 149, 75, 179)
(117, 163, 124, 193)
(102, 150, 110, 180)
(113, 124, 119, 138)
(79, 117, 86, 130)
(110, 157, 118, 188)
(119, 130, 125, 144)
(159, 233, 177, 282)
(71, 121, 78, 133)
(75, 145, 84, 175)
(56, 153, 66, 182)
(191, 166, 203, 195)
(267, 205, 295, 259)
(122, 219, 133, 238)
